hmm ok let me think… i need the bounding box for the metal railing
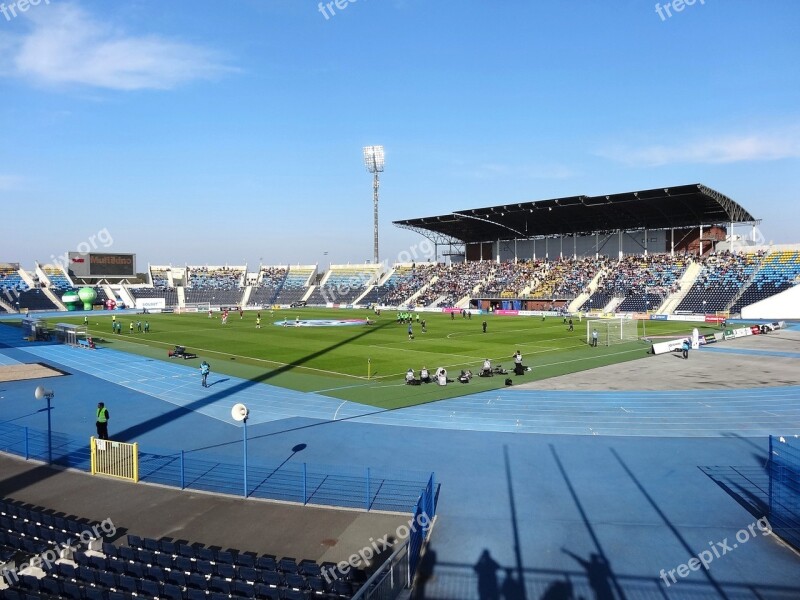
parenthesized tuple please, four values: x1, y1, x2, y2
(90, 437, 139, 482)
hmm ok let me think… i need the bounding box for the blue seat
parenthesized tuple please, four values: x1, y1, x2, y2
(279, 558, 299, 574)
(254, 583, 280, 600)
(299, 560, 321, 577)
(61, 580, 84, 600)
(153, 552, 171, 569)
(136, 549, 155, 565)
(178, 543, 196, 559)
(233, 579, 255, 598)
(89, 555, 108, 570)
(235, 551, 257, 568)
(187, 572, 208, 590)
(145, 565, 166, 582)
(125, 561, 145, 579)
(126, 534, 142, 549)
(102, 541, 118, 557)
(143, 538, 159, 552)
(238, 566, 258, 582)
(195, 545, 214, 562)
(118, 546, 136, 562)
(159, 539, 178, 555)
(138, 578, 161, 598)
(209, 576, 231, 594)
(161, 583, 184, 600)
(85, 587, 109, 600)
(216, 562, 236, 579)
(98, 571, 118, 589)
(196, 559, 215, 577)
(107, 557, 127, 574)
(187, 588, 208, 600)
(39, 577, 61, 596)
(259, 570, 284, 587)
(175, 555, 193, 573)
(77, 565, 97, 584)
(285, 573, 307, 590)
(57, 562, 77, 580)
(217, 550, 235, 564)
(166, 570, 187, 587)
(118, 574, 138, 593)
(283, 589, 310, 600)
(256, 555, 277, 571)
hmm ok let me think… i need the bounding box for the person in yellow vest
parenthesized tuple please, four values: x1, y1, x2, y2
(96, 402, 110, 440)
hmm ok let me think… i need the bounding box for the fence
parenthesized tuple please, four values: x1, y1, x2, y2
(0, 421, 433, 514)
(768, 435, 800, 550)
(90, 437, 139, 482)
(351, 473, 438, 600)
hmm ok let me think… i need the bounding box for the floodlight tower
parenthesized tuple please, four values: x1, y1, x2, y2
(363, 145, 385, 265)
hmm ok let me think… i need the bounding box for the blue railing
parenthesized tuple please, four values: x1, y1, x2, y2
(768, 435, 800, 550)
(0, 422, 433, 513)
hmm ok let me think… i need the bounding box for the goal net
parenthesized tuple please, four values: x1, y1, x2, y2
(586, 318, 639, 346)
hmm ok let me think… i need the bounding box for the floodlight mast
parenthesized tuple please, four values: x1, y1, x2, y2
(363, 145, 385, 266)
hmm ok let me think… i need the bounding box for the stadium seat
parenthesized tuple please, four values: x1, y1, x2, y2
(254, 583, 281, 600)
(235, 551, 257, 568)
(124, 561, 145, 579)
(187, 572, 208, 591)
(238, 565, 258, 582)
(187, 589, 209, 600)
(175, 555, 194, 573)
(166, 570, 188, 587)
(138, 577, 161, 598)
(61, 581, 84, 600)
(217, 562, 236, 579)
(161, 583, 184, 600)
(209, 576, 232, 594)
(256, 555, 277, 571)
(118, 574, 139, 593)
(159, 538, 178, 555)
(85, 588, 109, 600)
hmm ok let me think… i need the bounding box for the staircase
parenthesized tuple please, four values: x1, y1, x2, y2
(404, 276, 439, 307)
(568, 268, 606, 312)
(240, 286, 254, 307)
(725, 253, 768, 312)
(660, 261, 702, 314)
(176, 287, 186, 308)
(603, 297, 623, 313)
(0, 297, 14, 313)
(42, 287, 66, 311)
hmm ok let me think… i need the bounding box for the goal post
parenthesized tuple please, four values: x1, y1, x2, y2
(586, 318, 639, 346)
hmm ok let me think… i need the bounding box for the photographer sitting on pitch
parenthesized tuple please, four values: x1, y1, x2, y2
(479, 358, 493, 377)
(420, 366, 431, 383)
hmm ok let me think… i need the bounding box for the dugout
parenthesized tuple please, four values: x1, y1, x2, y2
(21, 317, 51, 341)
(54, 323, 87, 346)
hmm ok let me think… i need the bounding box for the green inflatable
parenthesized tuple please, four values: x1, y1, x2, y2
(78, 287, 97, 311)
(62, 290, 79, 312)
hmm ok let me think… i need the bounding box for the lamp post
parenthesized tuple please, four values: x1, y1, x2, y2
(363, 145, 385, 266)
(34, 386, 54, 464)
(231, 403, 249, 497)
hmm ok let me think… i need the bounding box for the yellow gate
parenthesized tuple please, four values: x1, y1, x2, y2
(90, 437, 139, 483)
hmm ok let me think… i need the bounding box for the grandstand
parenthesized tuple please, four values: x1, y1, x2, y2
(730, 250, 800, 313)
(247, 266, 288, 307)
(304, 264, 381, 305)
(272, 266, 316, 305)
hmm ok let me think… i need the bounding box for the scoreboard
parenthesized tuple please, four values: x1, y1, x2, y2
(69, 253, 136, 277)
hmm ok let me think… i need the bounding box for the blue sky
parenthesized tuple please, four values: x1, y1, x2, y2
(1, 0, 798, 271)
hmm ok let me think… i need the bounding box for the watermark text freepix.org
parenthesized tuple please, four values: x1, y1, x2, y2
(49, 227, 114, 273)
(659, 517, 771, 587)
(1, 0, 50, 22)
(318, 0, 367, 21)
(321, 511, 432, 583)
(1, 518, 116, 584)
(655, 0, 705, 21)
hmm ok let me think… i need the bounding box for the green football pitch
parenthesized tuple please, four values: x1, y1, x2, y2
(52, 309, 718, 409)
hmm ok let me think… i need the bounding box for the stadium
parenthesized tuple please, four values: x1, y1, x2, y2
(1, 178, 799, 600)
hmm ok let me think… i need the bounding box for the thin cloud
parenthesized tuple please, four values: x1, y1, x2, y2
(598, 131, 800, 167)
(3, 4, 234, 90)
(0, 175, 24, 191)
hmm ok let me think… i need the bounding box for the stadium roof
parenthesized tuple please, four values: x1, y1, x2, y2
(394, 183, 759, 244)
